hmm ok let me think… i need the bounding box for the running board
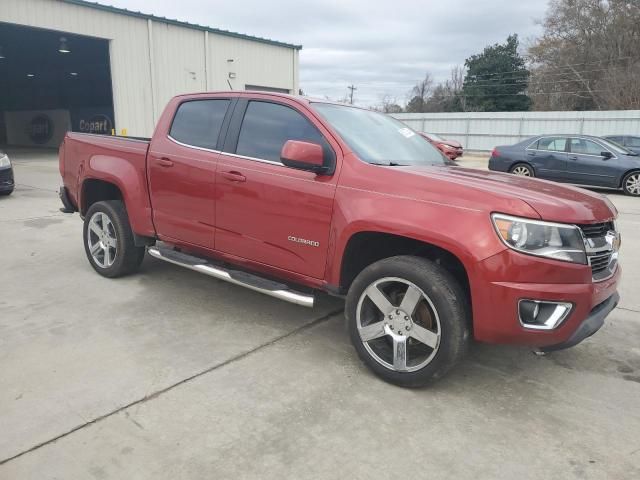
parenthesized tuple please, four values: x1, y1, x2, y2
(147, 246, 314, 308)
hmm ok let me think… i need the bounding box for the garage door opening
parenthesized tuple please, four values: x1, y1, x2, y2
(0, 23, 114, 148)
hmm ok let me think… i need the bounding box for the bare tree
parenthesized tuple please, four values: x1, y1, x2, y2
(406, 73, 434, 112)
(528, 0, 640, 110)
(376, 94, 403, 113)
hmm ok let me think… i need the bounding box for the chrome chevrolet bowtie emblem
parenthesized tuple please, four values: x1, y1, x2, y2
(605, 230, 620, 251)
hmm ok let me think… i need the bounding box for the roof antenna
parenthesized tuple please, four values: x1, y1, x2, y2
(227, 79, 233, 90)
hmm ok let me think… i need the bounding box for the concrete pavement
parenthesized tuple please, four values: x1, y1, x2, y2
(1, 149, 639, 479)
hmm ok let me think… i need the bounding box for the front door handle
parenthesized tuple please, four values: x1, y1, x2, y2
(221, 171, 246, 182)
(569, 155, 578, 161)
(157, 158, 174, 167)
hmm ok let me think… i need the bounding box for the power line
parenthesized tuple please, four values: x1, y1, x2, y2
(428, 89, 609, 99)
(463, 55, 639, 81)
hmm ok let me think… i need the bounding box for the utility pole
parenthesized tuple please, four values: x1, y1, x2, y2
(347, 84, 357, 104)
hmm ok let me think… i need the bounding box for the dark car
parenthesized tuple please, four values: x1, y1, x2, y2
(0, 151, 14, 196)
(603, 135, 640, 155)
(489, 135, 640, 196)
(419, 132, 463, 160)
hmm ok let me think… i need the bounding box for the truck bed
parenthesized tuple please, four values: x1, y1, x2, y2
(59, 131, 155, 237)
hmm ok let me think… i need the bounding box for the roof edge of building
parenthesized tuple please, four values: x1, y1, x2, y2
(59, 0, 303, 50)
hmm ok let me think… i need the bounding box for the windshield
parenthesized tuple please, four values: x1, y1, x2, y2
(599, 138, 636, 156)
(312, 103, 448, 166)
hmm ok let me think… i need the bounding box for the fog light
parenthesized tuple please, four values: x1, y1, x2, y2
(518, 300, 572, 330)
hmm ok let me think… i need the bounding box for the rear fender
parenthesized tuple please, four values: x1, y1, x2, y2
(81, 155, 155, 237)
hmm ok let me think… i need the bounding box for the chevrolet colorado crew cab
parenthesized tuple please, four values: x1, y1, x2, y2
(58, 91, 621, 387)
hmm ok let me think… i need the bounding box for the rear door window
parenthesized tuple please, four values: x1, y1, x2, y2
(170, 99, 230, 150)
(537, 137, 567, 152)
(569, 138, 605, 156)
(235, 101, 327, 163)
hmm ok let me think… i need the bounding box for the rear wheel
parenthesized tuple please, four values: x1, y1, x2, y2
(510, 163, 534, 177)
(622, 171, 640, 196)
(83, 200, 145, 278)
(345, 256, 470, 387)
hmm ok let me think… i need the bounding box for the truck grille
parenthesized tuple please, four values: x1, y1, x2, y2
(578, 222, 618, 282)
(589, 252, 612, 275)
(577, 221, 614, 239)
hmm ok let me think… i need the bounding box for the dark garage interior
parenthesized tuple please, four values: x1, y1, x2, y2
(0, 22, 114, 148)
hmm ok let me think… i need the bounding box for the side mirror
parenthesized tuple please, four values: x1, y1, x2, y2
(601, 151, 613, 159)
(281, 140, 328, 174)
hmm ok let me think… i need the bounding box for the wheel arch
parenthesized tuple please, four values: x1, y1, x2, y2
(338, 231, 472, 313)
(80, 178, 124, 216)
(80, 154, 156, 238)
(620, 168, 640, 189)
(510, 161, 535, 175)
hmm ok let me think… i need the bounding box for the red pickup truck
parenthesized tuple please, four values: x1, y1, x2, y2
(59, 91, 621, 387)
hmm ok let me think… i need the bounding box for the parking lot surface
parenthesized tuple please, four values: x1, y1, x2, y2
(1, 150, 639, 479)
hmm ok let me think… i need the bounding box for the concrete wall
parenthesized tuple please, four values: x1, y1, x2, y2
(392, 111, 640, 152)
(2, 0, 300, 137)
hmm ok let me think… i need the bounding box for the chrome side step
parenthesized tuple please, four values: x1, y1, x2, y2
(147, 246, 315, 308)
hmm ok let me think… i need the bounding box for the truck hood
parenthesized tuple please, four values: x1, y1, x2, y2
(394, 165, 616, 223)
(441, 140, 462, 149)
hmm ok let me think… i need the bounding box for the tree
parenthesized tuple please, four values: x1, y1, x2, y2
(462, 34, 531, 111)
(376, 94, 403, 113)
(424, 66, 467, 112)
(528, 0, 640, 110)
(405, 73, 434, 112)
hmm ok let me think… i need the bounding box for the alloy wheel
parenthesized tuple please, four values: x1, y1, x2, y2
(87, 211, 118, 268)
(356, 277, 441, 372)
(512, 166, 531, 176)
(625, 173, 640, 195)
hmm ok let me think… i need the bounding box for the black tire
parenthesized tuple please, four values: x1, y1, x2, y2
(0, 189, 13, 196)
(83, 200, 145, 278)
(621, 171, 640, 196)
(345, 256, 470, 388)
(509, 163, 534, 177)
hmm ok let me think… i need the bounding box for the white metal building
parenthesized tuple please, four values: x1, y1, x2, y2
(0, 0, 301, 146)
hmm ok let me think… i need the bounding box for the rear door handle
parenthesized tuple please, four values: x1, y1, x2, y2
(569, 155, 578, 161)
(157, 158, 174, 167)
(527, 151, 536, 156)
(221, 171, 246, 182)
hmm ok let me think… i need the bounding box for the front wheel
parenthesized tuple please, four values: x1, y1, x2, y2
(345, 256, 470, 387)
(83, 200, 145, 278)
(622, 171, 640, 196)
(510, 163, 534, 177)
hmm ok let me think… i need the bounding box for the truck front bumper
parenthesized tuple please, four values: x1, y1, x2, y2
(539, 292, 619, 352)
(0, 166, 14, 191)
(471, 248, 621, 349)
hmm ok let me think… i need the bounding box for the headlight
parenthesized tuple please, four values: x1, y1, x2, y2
(491, 213, 586, 264)
(0, 154, 10, 169)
